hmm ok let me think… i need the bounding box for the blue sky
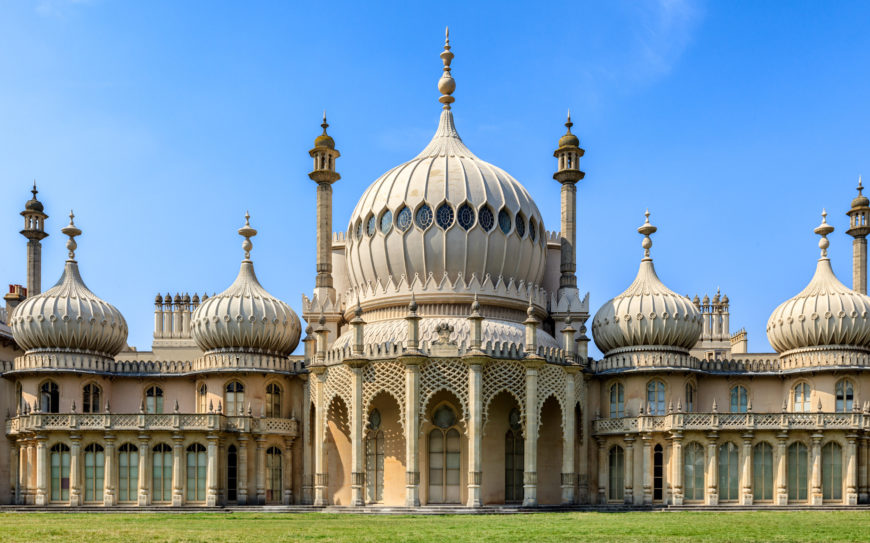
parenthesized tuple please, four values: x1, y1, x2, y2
(1, 0, 869, 356)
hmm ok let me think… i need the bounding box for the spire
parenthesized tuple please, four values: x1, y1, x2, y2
(238, 211, 257, 261)
(638, 209, 657, 260)
(438, 27, 455, 110)
(814, 209, 834, 259)
(61, 210, 81, 261)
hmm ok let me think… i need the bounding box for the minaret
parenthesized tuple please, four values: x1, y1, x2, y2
(308, 112, 340, 300)
(553, 112, 585, 291)
(846, 176, 870, 293)
(20, 182, 49, 296)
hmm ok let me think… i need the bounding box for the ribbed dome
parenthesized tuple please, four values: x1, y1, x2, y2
(591, 213, 702, 356)
(191, 214, 301, 356)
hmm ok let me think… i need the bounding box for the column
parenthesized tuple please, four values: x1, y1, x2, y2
(238, 435, 249, 505)
(69, 434, 82, 506)
(860, 436, 869, 503)
(17, 442, 27, 505)
(854, 236, 867, 294)
(561, 368, 577, 505)
(847, 434, 858, 505)
(597, 438, 607, 504)
(283, 437, 294, 505)
(349, 362, 365, 506)
(256, 436, 266, 505)
(301, 376, 313, 504)
(10, 442, 19, 506)
(641, 434, 652, 505)
(312, 368, 328, 506)
(35, 436, 47, 506)
(741, 433, 753, 505)
(466, 360, 483, 508)
(171, 435, 183, 506)
(623, 436, 635, 504)
(26, 441, 35, 505)
(705, 432, 718, 506)
(404, 359, 422, 506)
(138, 435, 150, 506)
(671, 433, 683, 506)
(103, 434, 117, 506)
(811, 433, 823, 505)
(206, 434, 219, 506)
(775, 433, 788, 505)
(522, 360, 542, 507)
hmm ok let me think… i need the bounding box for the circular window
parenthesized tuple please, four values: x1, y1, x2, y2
(529, 218, 537, 242)
(457, 203, 475, 230)
(355, 220, 363, 240)
(366, 215, 376, 237)
(479, 206, 494, 232)
(380, 210, 393, 234)
(433, 405, 457, 429)
(498, 209, 512, 234)
(436, 203, 454, 229)
(515, 214, 526, 238)
(396, 206, 412, 232)
(415, 204, 433, 229)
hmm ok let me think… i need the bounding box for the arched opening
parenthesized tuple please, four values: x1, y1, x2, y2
(225, 381, 245, 416)
(145, 386, 163, 414)
(836, 380, 854, 413)
(82, 383, 101, 414)
(266, 383, 282, 417)
(646, 380, 665, 415)
(266, 446, 282, 503)
(365, 409, 385, 504)
(227, 445, 238, 502)
(50, 443, 70, 502)
(792, 383, 811, 413)
(683, 442, 705, 502)
(40, 381, 59, 413)
(730, 386, 748, 413)
(482, 390, 521, 505)
(753, 442, 774, 502)
(608, 445, 624, 502)
(365, 392, 405, 505)
(326, 396, 351, 505)
(83, 443, 105, 503)
(537, 395, 563, 505)
(788, 442, 809, 502)
(609, 383, 624, 418)
(152, 443, 173, 503)
(186, 443, 207, 502)
(198, 383, 208, 413)
(718, 442, 739, 501)
(505, 407, 524, 503)
(428, 404, 461, 504)
(653, 444, 664, 502)
(822, 442, 843, 501)
(118, 443, 139, 503)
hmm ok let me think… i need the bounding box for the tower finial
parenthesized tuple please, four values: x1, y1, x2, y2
(31, 180, 37, 199)
(859, 175, 864, 195)
(637, 209, 657, 259)
(438, 27, 455, 110)
(61, 210, 81, 260)
(814, 208, 834, 259)
(566, 109, 573, 130)
(321, 111, 328, 135)
(238, 211, 258, 260)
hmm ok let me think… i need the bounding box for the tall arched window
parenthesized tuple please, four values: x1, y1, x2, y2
(730, 386, 748, 413)
(198, 383, 208, 413)
(118, 443, 138, 502)
(428, 405, 461, 504)
(653, 444, 664, 502)
(718, 442, 739, 501)
(793, 383, 811, 413)
(685, 383, 695, 412)
(366, 409, 384, 504)
(84, 443, 105, 503)
(836, 380, 854, 413)
(609, 383, 624, 418)
(227, 445, 238, 502)
(266, 383, 281, 418)
(225, 381, 245, 416)
(145, 386, 163, 414)
(608, 445, 624, 501)
(152, 443, 173, 502)
(505, 408, 524, 503)
(684, 442, 705, 501)
(266, 446, 282, 503)
(647, 380, 665, 415)
(40, 381, 59, 413)
(186, 443, 207, 502)
(753, 442, 774, 501)
(50, 443, 70, 502)
(788, 442, 809, 501)
(83, 384, 101, 414)
(822, 442, 843, 501)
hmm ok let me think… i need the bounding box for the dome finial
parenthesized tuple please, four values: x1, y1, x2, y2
(321, 111, 328, 135)
(238, 211, 258, 261)
(637, 209, 657, 260)
(61, 210, 81, 260)
(814, 208, 834, 259)
(565, 110, 573, 132)
(438, 27, 456, 110)
(31, 180, 38, 199)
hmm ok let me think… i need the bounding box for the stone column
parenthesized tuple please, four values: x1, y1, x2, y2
(311, 367, 328, 506)
(623, 436, 635, 504)
(523, 359, 543, 507)
(741, 433, 753, 505)
(811, 433, 823, 505)
(854, 236, 867, 294)
(561, 368, 577, 505)
(69, 434, 82, 506)
(35, 436, 47, 505)
(171, 435, 184, 506)
(138, 435, 150, 506)
(348, 361, 365, 506)
(26, 441, 35, 505)
(847, 434, 858, 505)
(404, 358, 422, 506)
(17, 442, 27, 505)
(597, 438, 607, 504)
(705, 432, 718, 506)
(641, 434, 652, 505)
(10, 442, 19, 506)
(466, 360, 483, 508)
(860, 436, 869, 503)
(238, 435, 249, 505)
(206, 434, 219, 506)
(256, 436, 266, 505)
(103, 434, 117, 506)
(671, 433, 683, 506)
(301, 376, 313, 505)
(283, 437, 294, 505)
(775, 433, 788, 505)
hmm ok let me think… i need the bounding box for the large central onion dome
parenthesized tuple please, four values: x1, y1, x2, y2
(192, 214, 301, 356)
(11, 213, 128, 358)
(767, 211, 870, 355)
(592, 212, 702, 356)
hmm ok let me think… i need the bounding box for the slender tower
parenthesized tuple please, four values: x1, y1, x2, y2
(846, 176, 870, 293)
(20, 182, 48, 296)
(308, 114, 341, 301)
(553, 113, 585, 291)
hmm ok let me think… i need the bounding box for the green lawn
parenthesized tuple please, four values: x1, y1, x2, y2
(1, 511, 869, 542)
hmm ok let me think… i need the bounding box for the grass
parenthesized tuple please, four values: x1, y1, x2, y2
(1, 511, 869, 542)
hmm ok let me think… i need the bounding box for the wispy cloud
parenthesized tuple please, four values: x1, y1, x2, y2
(633, 0, 704, 79)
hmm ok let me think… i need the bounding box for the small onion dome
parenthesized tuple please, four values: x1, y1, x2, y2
(767, 211, 870, 354)
(314, 113, 335, 149)
(852, 177, 869, 208)
(24, 182, 44, 213)
(558, 112, 580, 148)
(191, 213, 301, 356)
(10, 212, 128, 357)
(592, 211, 702, 356)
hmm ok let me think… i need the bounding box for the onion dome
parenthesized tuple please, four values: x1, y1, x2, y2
(767, 211, 870, 354)
(10, 212, 128, 357)
(24, 182, 44, 212)
(345, 29, 547, 301)
(192, 213, 301, 356)
(591, 211, 702, 356)
(557, 112, 580, 149)
(852, 176, 869, 209)
(314, 112, 335, 149)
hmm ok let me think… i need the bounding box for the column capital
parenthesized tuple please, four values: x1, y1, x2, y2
(343, 358, 369, 370)
(462, 354, 490, 368)
(522, 358, 546, 371)
(400, 354, 427, 368)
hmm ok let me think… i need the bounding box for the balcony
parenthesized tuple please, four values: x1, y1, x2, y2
(593, 411, 866, 435)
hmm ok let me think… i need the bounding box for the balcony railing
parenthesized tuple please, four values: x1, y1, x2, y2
(593, 411, 866, 435)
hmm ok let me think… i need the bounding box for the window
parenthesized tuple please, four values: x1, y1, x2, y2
(436, 203, 454, 229)
(145, 386, 163, 414)
(456, 204, 475, 230)
(366, 409, 385, 504)
(822, 442, 843, 501)
(379, 210, 393, 234)
(428, 405, 460, 504)
(505, 408, 524, 503)
(730, 386, 748, 413)
(647, 380, 665, 415)
(355, 219, 363, 240)
(478, 206, 494, 232)
(793, 383, 811, 413)
(198, 384, 208, 413)
(266, 447, 283, 503)
(40, 381, 59, 413)
(718, 442, 739, 501)
(498, 209, 512, 234)
(753, 442, 774, 501)
(515, 213, 526, 237)
(365, 215, 376, 237)
(608, 445, 624, 501)
(685, 383, 695, 412)
(227, 445, 238, 502)
(83, 384, 101, 414)
(118, 443, 139, 502)
(84, 443, 105, 503)
(266, 383, 281, 418)
(396, 206, 412, 232)
(50, 443, 70, 502)
(684, 442, 705, 501)
(836, 380, 854, 413)
(415, 204, 432, 229)
(788, 442, 809, 501)
(609, 383, 624, 418)
(152, 443, 173, 502)
(225, 381, 245, 416)
(653, 444, 663, 502)
(186, 444, 207, 502)
(529, 218, 537, 242)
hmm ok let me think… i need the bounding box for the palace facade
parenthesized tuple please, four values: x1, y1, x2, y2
(3, 33, 870, 509)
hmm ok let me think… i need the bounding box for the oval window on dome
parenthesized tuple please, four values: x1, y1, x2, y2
(415, 204, 433, 229)
(516, 214, 526, 238)
(396, 206, 412, 232)
(529, 218, 537, 242)
(366, 215, 376, 237)
(478, 206, 494, 232)
(436, 203, 454, 229)
(498, 209, 512, 234)
(380, 210, 393, 234)
(457, 203, 475, 230)
(355, 220, 363, 240)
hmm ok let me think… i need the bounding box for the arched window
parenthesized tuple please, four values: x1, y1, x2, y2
(145, 386, 163, 414)
(788, 442, 809, 502)
(793, 383, 811, 413)
(685, 383, 695, 413)
(50, 443, 70, 502)
(40, 381, 59, 413)
(118, 443, 139, 502)
(428, 405, 461, 504)
(836, 380, 854, 413)
(822, 442, 843, 501)
(753, 442, 774, 501)
(366, 409, 384, 504)
(152, 443, 173, 502)
(653, 444, 664, 502)
(198, 384, 208, 413)
(266, 383, 281, 418)
(684, 442, 705, 501)
(609, 383, 624, 418)
(225, 381, 245, 416)
(266, 446, 282, 503)
(608, 445, 624, 501)
(718, 442, 739, 501)
(647, 380, 665, 415)
(84, 443, 105, 503)
(730, 386, 748, 413)
(505, 407, 524, 503)
(227, 445, 238, 502)
(186, 443, 207, 502)
(83, 383, 101, 414)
